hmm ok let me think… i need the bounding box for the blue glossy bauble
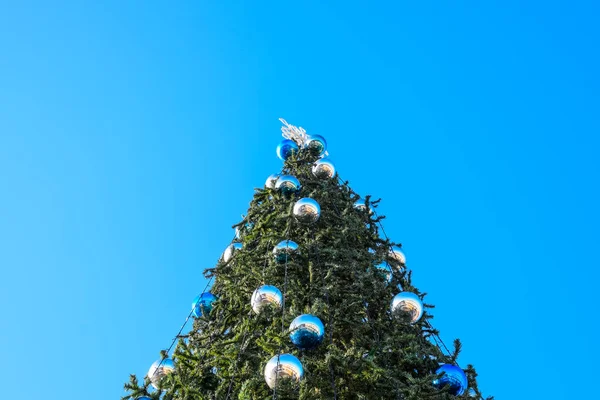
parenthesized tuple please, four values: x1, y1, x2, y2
(276, 139, 299, 160)
(305, 134, 327, 156)
(312, 158, 336, 179)
(275, 175, 301, 196)
(265, 173, 280, 188)
(222, 242, 243, 263)
(147, 358, 175, 389)
(375, 261, 393, 283)
(273, 240, 299, 263)
(388, 246, 406, 265)
(293, 198, 321, 224)
(251, 285, 283, 314)
(289, 314, 325, 350)
(433, 364, 468, 395)
(264, 353, 304, 389)
(192, 292, 217, 318)
(391, 292, 423, 323)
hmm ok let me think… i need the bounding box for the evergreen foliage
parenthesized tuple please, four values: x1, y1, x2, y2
(124, 143, 491, 400)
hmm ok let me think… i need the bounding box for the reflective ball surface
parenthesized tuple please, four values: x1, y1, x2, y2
(147, 358, 175, 389)
(136, 398, 152, 400)
(192, 292, 217, 318)
(312, 158, 336, 179)
(433, 364, 468, 396)
(305, 134, 327, 156)
(265, 173, 280, 189)
(251, 285, 283, 314)
(273, 240, 299, 263)
(264, 353, 304, 389)
(293, 198, 321, 224)
(275, 175, 301, 196)
(223, 242, 243, 263)
(289, 314, 325, 350)
(388, 246, 406, 265)
(235, 222, 254, 239)
(375, 261, 393, 283)
(391, 292, 423, 323)
(276, 139, 299, 161)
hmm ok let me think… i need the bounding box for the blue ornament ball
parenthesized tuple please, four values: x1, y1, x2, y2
(293, 198, 321, 224)
(273, 240, 299, 264)
(147, 358, 176, 389)
(433, 364, 468, 395)
(264, 353, 304, 389)
(275, 175, 301, 196)
(391, 292, 423, 323)
(276, 139, 299, 160)
(192, 292, 217, 318)
(289, 314, 325, 350)
(305, 134, 327, 156)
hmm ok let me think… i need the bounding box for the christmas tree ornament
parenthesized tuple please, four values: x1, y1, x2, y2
(293, 198, 321, 224)
(276, 139, 299, 161)
(275, 175, 301, 196)
(147, 358, 175, 389)
(312, 158, 336, 179)
(354, 199, 374, 215)
(235, 222, 254, 239)
(388, 246, 406, 265)
(304, 134, 327, 156)
(391, 292, 423, 323)
(222, 242, 243, 263)
(192, 292, 217, 318)
(289, 314, 325, 350)
(375, 261, 393, 283)
(433, 364, 468, 395)
(136, 397, 151, 400)
(264, 353, 304, 389)
(273, 240, 299, 263)
(265, 173, 280, 189)
(251, 285, 283, 314)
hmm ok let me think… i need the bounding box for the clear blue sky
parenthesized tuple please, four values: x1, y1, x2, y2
(1, 1, 598, 399)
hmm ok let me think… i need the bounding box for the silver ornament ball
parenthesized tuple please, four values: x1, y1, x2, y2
(305, 134, 327, 156)
(391, 292, 423, 323)
(147, 358, 175, 389)
(275, 175, 301, 196)
(273, 240, 299, 263)
(289, 314, 325, 350)
(264, 353, 304, 389)
(293, 198, 321, 224)
(388, 246, 406, 265)
(312, 158, 336, 179)
(251, 285, 283, 314)
(222, 242, 243, 263)
(265, 174, 280, 189)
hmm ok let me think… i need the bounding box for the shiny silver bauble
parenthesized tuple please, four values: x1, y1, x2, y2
(264, 353, 304, 389)
(293, 198, 321, 224)
(273, 240, 299, 263)
(251, 285, 283, 314)
(222, 242, 243, 263)
(275, 175, 301, 196)
(391, 292, 424, 323)
(312, 158, 336, 179)
(147, 358, 175, 389)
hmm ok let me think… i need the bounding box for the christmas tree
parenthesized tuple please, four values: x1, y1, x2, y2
(124, 119, 491, 400)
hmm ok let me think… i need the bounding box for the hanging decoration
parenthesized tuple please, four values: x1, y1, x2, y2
(293, 198, 321, 224)
(192, 292, 217, 318)
(375, 261, 393, 283)
(264, 353, 304, 389)
(222, 242, 243, 263)
(275, 175, 301, 196)
(433, 364, 468, 395)
(251, 285, 283, 314)
(147, 358, 175, 389)
(276, 139, 299, 161)
(388, 245, 406, 265)
(390, 292, 423, 323)
(304, 134, 327, 156)
(272, 240, 299, 263)
(312, 158, 336, 179)
(265, 173, 280, 189)
(289, 314, 325, 350)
